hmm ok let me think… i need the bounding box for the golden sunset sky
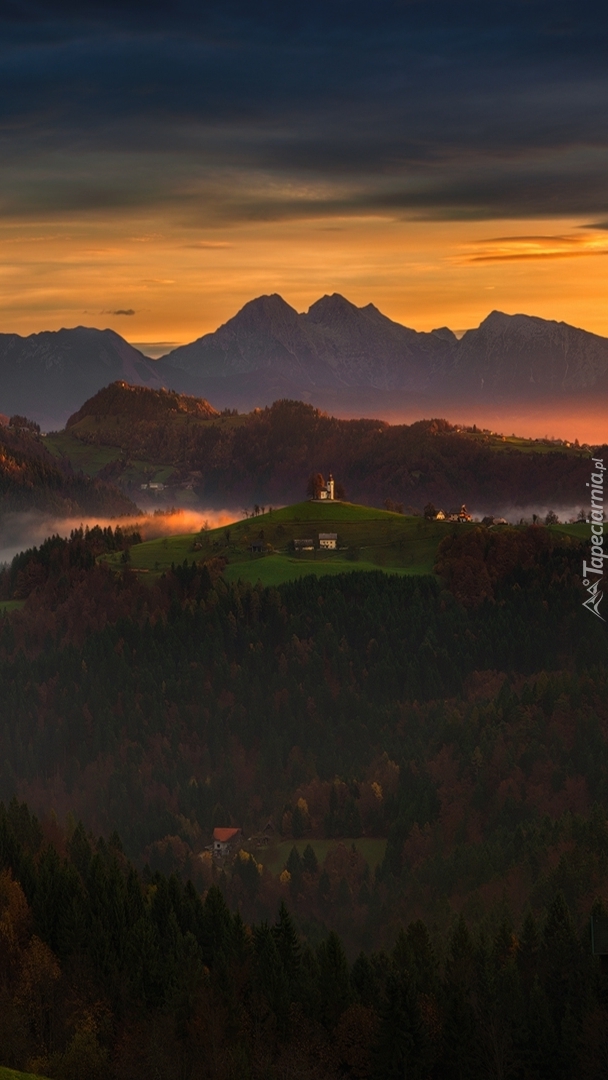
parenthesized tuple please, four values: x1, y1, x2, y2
(2, 1, 608, 365)
(2, 213, 608, 350)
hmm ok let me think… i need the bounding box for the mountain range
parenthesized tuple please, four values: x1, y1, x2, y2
(3, 294, 608, 429)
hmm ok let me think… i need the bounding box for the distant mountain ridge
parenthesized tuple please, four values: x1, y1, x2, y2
(452, 310, 608, 396)
(153, 296, 608, 420)
(0, 326, 162, 431)
(2, 296, 608, 428)
(156, 293, 456, 394)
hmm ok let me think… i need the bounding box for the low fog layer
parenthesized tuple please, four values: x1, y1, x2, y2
(1, 501, 591, 569)
(468, 504, 587, 525)
(0, 509, 239, 566)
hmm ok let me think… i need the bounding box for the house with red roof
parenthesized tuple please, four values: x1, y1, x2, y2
(212, 827, 242, 857)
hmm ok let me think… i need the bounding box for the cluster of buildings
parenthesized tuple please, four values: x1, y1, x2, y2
(294, 532, 338, 551)
(210, 822, 274, 858)
(140, 481, 165, 492)
(428, 503, 472, 523)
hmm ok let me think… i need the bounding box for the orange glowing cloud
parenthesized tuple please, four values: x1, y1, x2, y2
(459, 230, 608, 264)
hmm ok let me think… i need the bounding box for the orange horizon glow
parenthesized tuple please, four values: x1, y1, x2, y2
(1, 209, 607, 444)
(1, 212, 608, 350)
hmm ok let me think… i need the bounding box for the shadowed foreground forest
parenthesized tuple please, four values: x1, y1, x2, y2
(1, 523, 608, 1076)
(2, 800, 608, 1079)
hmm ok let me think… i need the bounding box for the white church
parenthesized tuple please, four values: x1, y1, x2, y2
(315, 474, 335, 500)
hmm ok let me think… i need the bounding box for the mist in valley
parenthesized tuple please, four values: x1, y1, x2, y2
(0, 500, 588, 569)
(0, 508, 241, 565)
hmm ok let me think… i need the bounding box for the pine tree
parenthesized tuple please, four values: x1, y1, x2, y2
(316, 931, 353, 1028)
(373, 964, 429, 1080)
(272, 901, 301, 994)
(253, 922, 291, 1032)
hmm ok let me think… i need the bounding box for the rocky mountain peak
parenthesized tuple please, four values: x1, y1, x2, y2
(431, 326, 458, 343)
(227, 293, 300, 333)
(306, 293, 362, 325)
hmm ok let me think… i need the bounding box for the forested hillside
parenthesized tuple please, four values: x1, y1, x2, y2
(0, 424, 138, 517)
(1, 798, 608, 1079)
(54, 387, 597, 511)
(1, 523, 607, 957)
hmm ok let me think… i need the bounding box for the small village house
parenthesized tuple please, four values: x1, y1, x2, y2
(212, 827, 242, 857)
(294, 538, 314, 551)
(429, 504, 472, 523)
(319, 532, 338, 549)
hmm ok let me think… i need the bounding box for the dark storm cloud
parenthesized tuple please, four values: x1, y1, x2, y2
(1, 0, 607, 222)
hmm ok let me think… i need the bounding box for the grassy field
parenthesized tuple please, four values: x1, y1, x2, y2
(0, 1068, 49, 1080)
(222, 554, 420, 587)
(550, 521, 590, 540)
(101, 501, 471, 582)
(44, 431, 175, 485)
(0, 600, 26, 613)
(256, 837, 387, 876)
(99, 500, 591, 588)
(464, 431, 588, 455)
(44, 431, 123, 475)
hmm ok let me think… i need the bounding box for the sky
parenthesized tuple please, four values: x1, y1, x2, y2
(1, 0, 608, 350)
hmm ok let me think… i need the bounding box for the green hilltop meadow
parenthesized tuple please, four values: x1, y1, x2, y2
(102, 499, 589, 588)
(103, 500, 471, 585)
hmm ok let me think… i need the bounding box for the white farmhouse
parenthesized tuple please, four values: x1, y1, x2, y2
(319, 533, 338, 549)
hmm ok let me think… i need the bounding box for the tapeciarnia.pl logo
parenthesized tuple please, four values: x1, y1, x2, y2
(582, 457, 605, 621)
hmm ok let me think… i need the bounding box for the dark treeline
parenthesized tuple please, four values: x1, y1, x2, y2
(0, 524, 141, 600)
(1, 798, 608, 1079)
(68, 392, 600, 508)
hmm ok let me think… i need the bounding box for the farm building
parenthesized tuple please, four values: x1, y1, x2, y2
(319, 533, 338, 549)
(213, 827, 242, 857)
(294, 538, 314, 551)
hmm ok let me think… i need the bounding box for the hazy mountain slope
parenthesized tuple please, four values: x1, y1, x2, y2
(3, 301, 608, 427)
(450, 311, 608, 397)
(62, 390, 595, 513)
(156, 292, 453, 394)
(157, 296, 608, 412)
(0, 327, 163, 431)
